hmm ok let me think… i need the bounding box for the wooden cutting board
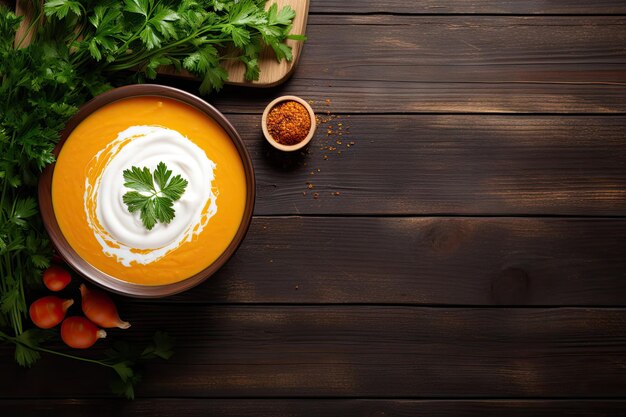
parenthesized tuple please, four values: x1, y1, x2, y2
(15, 0, 309, 88)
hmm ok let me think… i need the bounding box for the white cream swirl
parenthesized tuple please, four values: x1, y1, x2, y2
(84, 125, 218, 266)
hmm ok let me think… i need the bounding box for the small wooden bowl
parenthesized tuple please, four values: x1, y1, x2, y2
(38, 85, 255, 298)
(262, 95, 316, 151)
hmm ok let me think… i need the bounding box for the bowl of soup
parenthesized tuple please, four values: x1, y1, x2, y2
(39, 85, 255, 297)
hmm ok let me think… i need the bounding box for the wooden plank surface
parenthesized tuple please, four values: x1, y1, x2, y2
(219, 115, 626, 216)
(3, 0, 626, 413)
(4, 399, 626, 416)
(153, 217, 626, 305)
(194, 15, 626, 114)
(3, 307, 626, 398)
(309, 1, 626, 15)
(206, 79, 626, 114)
(297, 16, 626, 84)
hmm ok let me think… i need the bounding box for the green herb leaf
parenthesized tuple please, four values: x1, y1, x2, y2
(287, 34, 307, 41)
(112, 361, 135, 382)
(140, 25, 161, 50)
(145, 56, 172, 79)
(268, 4, 295, 26)
(31, 254, 51, 269)
(199, 65, 229, 93)
(153, 159, 172, 190)
(241, 56, 260, 81)
(150, 7, 179, 40)
(269, 40, 293, 62)
(14, 330, 53, 368)
(123, 0, 149, 17)
(121, 191, 149, 213)
(104, 334, 172, 399)
(141, 330, 174, 360)
(1, 287, 21, 315)
(122, 166, 154, 193)
(87, 5, 123, 61)
(14, 342, 41, 368)
(153, 196, 174, 223)
(44, 0, 83, 19)
(229, 0, 265, 26)
(110, 372, 142, 399)
(122, 162, 188, 230)
(183, 45, 219, 74)
(12, 198, 37, 227)
(222, 24, 250, 48)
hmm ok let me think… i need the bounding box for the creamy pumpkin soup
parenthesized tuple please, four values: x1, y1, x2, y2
(52, 96, 247, 285)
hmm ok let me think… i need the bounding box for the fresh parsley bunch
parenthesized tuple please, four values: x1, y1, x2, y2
(42, 0, 305, 92)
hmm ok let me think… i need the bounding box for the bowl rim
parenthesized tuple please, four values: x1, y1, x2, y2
(38, 84, 256, 298)
(261, 95, 316, 152)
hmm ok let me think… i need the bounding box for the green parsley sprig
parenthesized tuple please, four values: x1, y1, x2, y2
(0, 328, 174, 399)
(123, 162, 188, 230)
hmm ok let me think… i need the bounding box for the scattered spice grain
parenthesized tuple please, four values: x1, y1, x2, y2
(302, 99, 358, 200)
(266, 100, 311, 146)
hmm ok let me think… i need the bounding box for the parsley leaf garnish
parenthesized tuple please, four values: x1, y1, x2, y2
(122, 162, 188, 230)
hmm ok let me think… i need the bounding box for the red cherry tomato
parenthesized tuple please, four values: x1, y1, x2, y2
(43, 265, 72, 292)
(29, 296, 73, 329)
(61, 317, 107, 349)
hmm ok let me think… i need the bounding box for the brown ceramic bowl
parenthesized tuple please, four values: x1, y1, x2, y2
(38, 85, 255, 298)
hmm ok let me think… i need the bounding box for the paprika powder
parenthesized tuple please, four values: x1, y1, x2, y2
(266, 100, 312, 146)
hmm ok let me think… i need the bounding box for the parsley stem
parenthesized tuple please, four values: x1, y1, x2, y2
(105, 22, 232, 71)
(112, 0, 155, 63)
(15, 254, 25, 335)
(0, 329, 115, 368)
(0, 131, 16, 206)
(116, 22, 148, 55)
(28, 345, 115, 368)
(105, 37, 226, 71)
(3, 251, 21, 335)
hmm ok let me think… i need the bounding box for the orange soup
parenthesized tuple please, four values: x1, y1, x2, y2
(52, 96, 247, 285)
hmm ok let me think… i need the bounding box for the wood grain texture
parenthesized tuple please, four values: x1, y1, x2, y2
(298, 16, 626, 84)
(154, 217, 626, 305)
(3, 307, 626, 398)
(309, 1, 626, 15)
(221, 115, 626, 215)
(4, 399, 626, 417)
(182, 15, 626, 114)
(200, 79, 626, 114)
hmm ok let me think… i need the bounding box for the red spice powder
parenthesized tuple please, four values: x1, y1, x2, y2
(267, 100, 312, 146)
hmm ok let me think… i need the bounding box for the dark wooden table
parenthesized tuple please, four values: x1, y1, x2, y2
(4, 1, 626, 415)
